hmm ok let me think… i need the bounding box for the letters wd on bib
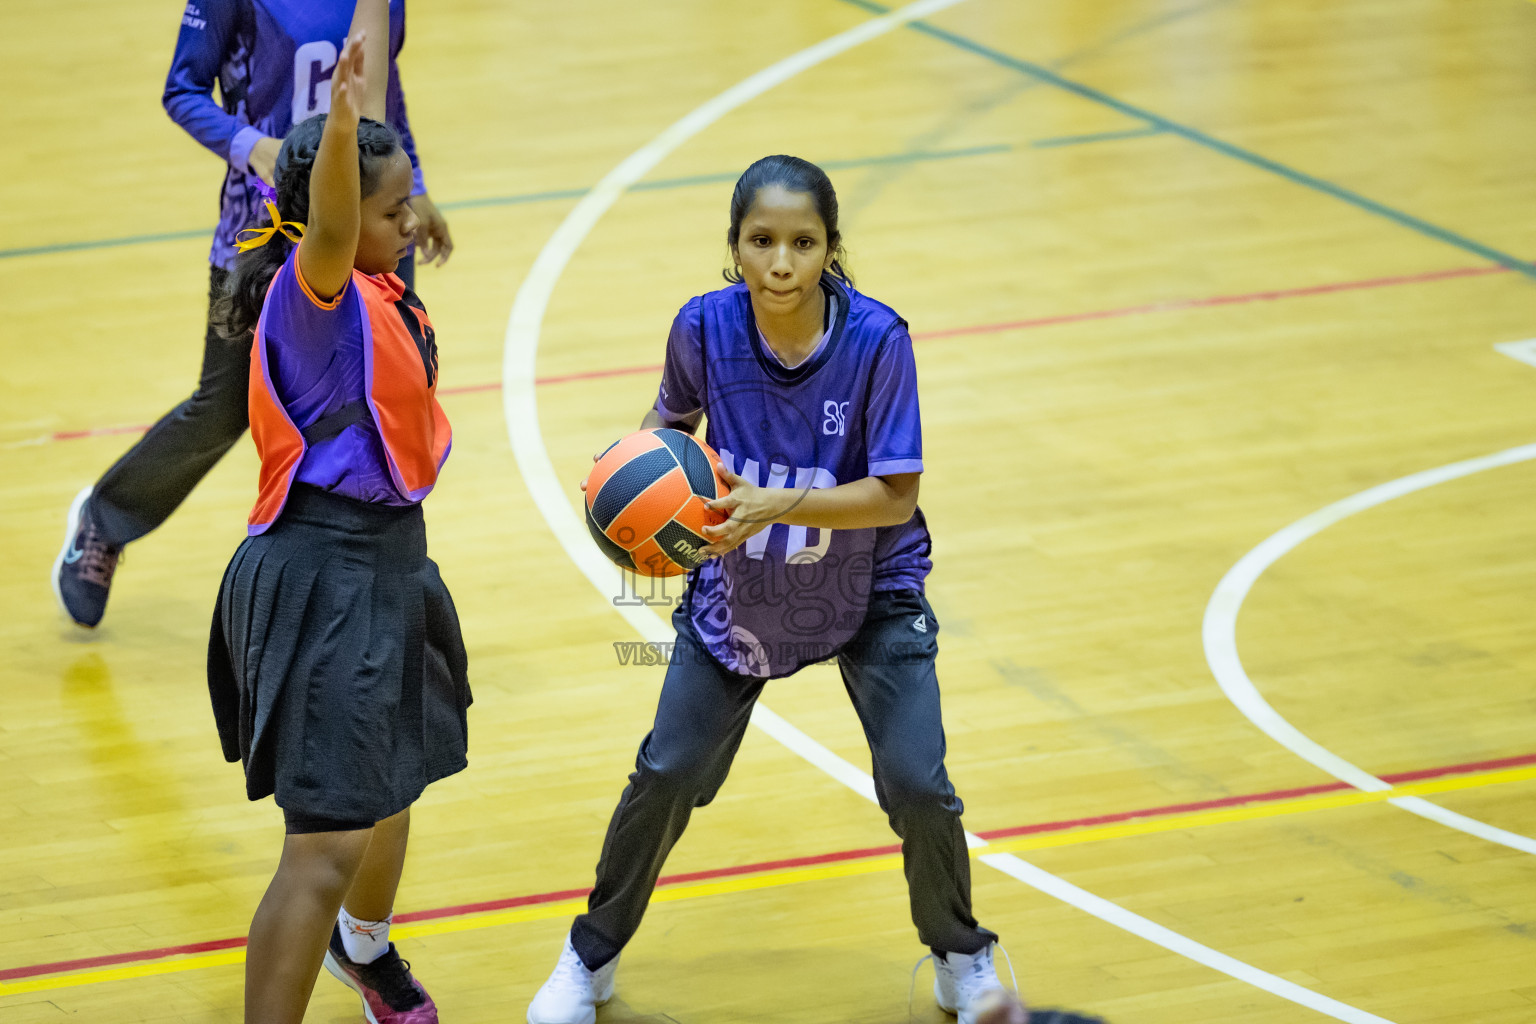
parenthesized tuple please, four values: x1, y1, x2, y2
(655, 275, 932, 678)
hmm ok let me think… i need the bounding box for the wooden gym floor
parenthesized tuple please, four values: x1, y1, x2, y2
(2, 1, 1535, 1021)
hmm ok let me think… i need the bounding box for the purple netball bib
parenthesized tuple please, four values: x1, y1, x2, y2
(654, 278, 932, 678)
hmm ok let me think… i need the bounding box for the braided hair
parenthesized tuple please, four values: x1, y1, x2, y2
(216, 113, 403, 341)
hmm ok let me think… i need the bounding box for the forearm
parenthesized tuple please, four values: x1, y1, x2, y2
(643, 406, 702, 433)
(164, 89, 246, 163)
(770, 474, 919, 530)
(300, 115, 361, 296)
(349, 0, 390, 121)
(389, 81, 427, 195)
(311, 114, 360, 236)
(163, 0, 246, 165)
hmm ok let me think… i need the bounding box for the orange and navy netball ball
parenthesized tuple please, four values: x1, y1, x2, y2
(584, 428, 730, 577)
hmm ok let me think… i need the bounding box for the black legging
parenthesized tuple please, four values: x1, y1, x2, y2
(569, 589, 996, 970)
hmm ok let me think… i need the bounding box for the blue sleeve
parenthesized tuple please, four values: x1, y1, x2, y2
(163, 0, 259, 170)
(655, 297, 706, 425)
(386, 74, 427, 196)
(387, 5, 426, 195)
(865, 325, 924, 477)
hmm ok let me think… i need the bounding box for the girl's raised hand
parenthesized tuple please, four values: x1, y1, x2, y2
(329, 32, 368, 129)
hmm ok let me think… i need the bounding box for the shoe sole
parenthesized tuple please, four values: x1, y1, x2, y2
(323, 949, 383, 1024)
(51, 486, 96, 629)
(525, 983, 612, 1024)
(526, 994, 610, 1024)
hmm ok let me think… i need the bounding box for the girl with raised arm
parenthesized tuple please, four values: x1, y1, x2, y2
(53, 0, 452, 630)
(206, 4, 465, 1021)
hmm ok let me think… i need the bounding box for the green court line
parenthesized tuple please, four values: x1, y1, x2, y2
(839, 0, 1536, 279)
(0, 229, 215, 260)
(628, 143, 1013, 193)
(436, 186, 589, 211)
(1032, 126, 1165, 148)
(0, 144, 1012, 262)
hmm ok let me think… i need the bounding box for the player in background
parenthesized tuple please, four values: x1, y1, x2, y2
(528, 155, 1014, 1024)
(53, 0, 452, 628)
(204, 4, 466, 1021)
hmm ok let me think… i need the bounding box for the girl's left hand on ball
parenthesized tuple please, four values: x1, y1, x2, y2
(579, 447, 604, 493)
(700, 466, 783, 557)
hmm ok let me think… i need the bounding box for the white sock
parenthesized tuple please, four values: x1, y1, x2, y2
(338, 907, 392, 965)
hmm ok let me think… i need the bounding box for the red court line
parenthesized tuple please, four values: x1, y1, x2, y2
(972, 781, 1351, 841)
(911, 264, 1508, 341)
(393, 886, 592, 924)
(6, 747, 1532, 984)
(23, 262, 1509, 449)
(48, 424, 164, 442)
(0, 938, 248, 983)
(1378, 751, 1536, 785)
(531, 364, 666, 387)
(438, 381, 506, 395)
(976, 752, 1536, 842)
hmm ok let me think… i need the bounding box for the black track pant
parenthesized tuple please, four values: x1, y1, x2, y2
(570, 589, 996, 970)
(92, 258, 416, 546)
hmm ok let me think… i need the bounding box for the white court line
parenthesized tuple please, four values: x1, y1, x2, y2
(499, 3, 1396, 1020)
(1494, 338, 1536, 369)
(1204, 442, 1536, 856)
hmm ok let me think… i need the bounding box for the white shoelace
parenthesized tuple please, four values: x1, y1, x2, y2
(991, 942, 1021, 992)
(908, 953, 933, 1023)
(907, 942, 1021, 1022)
(551, 945, 596, 987)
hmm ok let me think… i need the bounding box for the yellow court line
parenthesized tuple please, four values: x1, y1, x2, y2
(981, 763, 1536, 857)
(5, 764, 1532, 998)
(394, 899, 589, 940)
(648, 855, 910, 903)
(0, 903, 591, 999)
(0, 952, 248, 998)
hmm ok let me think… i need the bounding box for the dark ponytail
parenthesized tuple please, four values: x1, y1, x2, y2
(215, 114, 402, 341)
(723, 154, 851, 285)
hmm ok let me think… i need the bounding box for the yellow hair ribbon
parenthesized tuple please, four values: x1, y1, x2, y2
(235, 200, 307, 253)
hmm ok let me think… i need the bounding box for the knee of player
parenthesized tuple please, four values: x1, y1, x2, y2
(637, 748, 727, 803)
(880, 766, 960, 816)
(278, 831, 371, 897)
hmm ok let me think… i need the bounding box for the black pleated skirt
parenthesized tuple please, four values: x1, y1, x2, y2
(207, 485, 471, 823)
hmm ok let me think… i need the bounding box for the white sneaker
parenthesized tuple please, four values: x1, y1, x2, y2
(526, 934, 618, 1024)
(934, 944, 1015, 1024)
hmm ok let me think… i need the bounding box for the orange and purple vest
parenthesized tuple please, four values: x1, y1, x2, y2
(246, 263, 451, 535)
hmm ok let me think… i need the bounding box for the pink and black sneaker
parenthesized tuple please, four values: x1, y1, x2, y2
(323, 923, 438, 1024)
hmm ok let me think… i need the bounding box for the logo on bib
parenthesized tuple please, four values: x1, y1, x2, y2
(823, 400, 849, 437)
